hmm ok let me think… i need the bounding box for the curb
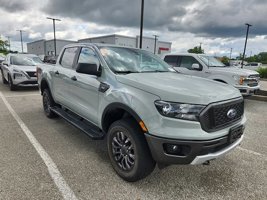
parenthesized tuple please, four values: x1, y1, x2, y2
(246, 95, 267, 102)
(255, 90, 267, 96)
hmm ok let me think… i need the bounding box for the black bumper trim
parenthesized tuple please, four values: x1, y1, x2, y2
(145, 133, 229, 165)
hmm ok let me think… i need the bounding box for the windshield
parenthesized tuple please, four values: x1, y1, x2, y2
(31, 56, 43, 64)
(198, 55, 225, 67)
(99, 47, 171, 73)
(10, 56, 36, 66)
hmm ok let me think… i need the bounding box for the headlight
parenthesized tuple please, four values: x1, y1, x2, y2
(233, 75, 246, 85)
(154, 100, 205, 121)
(13, 72, 25, 79)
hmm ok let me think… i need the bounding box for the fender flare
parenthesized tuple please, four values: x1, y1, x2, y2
(101, 102, 142, 131)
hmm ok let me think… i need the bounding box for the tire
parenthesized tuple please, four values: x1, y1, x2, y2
(8, 75, 16, 91)
(107, 118, 156, 182)
(1, 70, 8, 84)
(43, 89, 58, 118)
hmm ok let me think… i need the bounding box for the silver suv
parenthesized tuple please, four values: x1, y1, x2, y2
(1, 54, 43, 90)
(164, 53, 260, 95)
(38, 44, 246, 181)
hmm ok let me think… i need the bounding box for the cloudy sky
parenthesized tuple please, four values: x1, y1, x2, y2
(0, 0, 267, 57)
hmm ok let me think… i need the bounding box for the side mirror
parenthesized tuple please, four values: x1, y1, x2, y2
(76, 63, 101, 76)
(192, 63, 201, 70)
(2, 62, 8, 66)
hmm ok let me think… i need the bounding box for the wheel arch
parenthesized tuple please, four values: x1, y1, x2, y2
(101, 103, 144, 134)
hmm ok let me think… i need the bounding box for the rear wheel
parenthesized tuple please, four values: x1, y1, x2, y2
(107, 118, 155, 182)
(8, 75, 16, 91)
(1, 70, 8, 84)
(43, 89, 58, 118)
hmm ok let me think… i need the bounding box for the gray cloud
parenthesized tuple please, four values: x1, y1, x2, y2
(0, 0, 31, 11)
(43, 0, 267, 37)
(43, 0, 191, 29)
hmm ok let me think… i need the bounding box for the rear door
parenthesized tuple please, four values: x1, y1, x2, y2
(52, 47, 78, 107)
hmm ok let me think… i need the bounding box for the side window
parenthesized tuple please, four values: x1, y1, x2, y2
(179, 56, 202, 70)
(164, 55, 178, 67)
(77, 47, 100, 66)
(60, 47, 78, 69)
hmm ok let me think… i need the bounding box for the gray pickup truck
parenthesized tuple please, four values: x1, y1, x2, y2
(37, 43, 246, 181)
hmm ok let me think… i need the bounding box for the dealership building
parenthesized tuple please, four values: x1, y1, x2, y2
(27, 34, 172, 56)
(27, 39, 76, 56)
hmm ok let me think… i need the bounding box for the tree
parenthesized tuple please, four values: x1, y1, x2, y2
(0, 37, 9, 55)
(187, 46, 204, 54)
(221, 56, 230, 66)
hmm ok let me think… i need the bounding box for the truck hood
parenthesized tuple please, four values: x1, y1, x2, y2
(13, 65, 36, 72)
(209, 66, 259, 76)
(116, 72, 241, 105)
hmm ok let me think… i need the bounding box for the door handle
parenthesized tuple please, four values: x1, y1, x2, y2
(71, 76, 77, 81)
(55, 71, 59, 75)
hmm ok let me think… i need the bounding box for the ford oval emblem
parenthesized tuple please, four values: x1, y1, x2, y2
(227, 109, 237, 119)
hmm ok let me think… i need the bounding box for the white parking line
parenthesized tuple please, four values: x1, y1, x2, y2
(0, 92, 78, 200)
(4, 93, 40, 98)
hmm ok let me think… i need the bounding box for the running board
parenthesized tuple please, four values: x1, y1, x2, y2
(51, 107, 105, 140)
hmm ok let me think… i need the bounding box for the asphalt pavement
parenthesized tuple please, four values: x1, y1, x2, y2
(0, 79, 266, 200)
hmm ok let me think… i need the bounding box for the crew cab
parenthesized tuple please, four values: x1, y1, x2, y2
(37, 44, 246, 181)
(163, 53, 260, 95)
(1, 53, 43, 90)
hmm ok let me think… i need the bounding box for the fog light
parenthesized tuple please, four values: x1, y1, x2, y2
(163, 144, 191, 156)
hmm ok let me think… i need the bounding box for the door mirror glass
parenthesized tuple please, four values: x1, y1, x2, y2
(2, 61, 8, 66)
(76, 63, 101, 76)
(192, 63, 200, 70)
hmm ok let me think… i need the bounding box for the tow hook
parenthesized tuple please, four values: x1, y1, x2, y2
(202, 160, 210, 165)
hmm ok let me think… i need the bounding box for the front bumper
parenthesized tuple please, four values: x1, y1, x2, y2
(145, 127, 244, 165)
(12, 76, 37, 86)
(236, 85, 260, 95)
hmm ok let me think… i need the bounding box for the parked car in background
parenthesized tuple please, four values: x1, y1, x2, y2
(1, 54, 40, 90)
(163, 53, 260, 95)
(243, 62, 262, 71)
(43, 55, 57, 64)
(38, 44, 246, 181)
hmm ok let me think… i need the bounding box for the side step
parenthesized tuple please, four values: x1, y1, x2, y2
(51, 107, 105, 140)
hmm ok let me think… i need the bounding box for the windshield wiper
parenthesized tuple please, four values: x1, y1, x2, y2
(114, 70, 139, 74)
(141, 70, 169, 73)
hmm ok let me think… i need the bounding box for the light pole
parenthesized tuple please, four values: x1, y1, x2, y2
(139, 0, 144, 49)
(153, 35, 158, 54)
(241, 23, 252, 68)
(47, 17, 61, 56)
(229, 48, 232, 59)
(7, 36, 11, 51)
(16, 30, 25, 53)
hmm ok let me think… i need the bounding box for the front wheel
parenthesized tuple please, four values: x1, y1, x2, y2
(43, 89, 58, 118)
(1, 70, 8, 84)
(8, 75, 16, 91)
(107, 118, 156, 182)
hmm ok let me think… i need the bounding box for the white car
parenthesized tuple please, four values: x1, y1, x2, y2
(1, 54, 42, 90)
(163, 53, 260, 95)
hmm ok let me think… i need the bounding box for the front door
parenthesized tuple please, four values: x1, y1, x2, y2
(69, 47, 101, 125)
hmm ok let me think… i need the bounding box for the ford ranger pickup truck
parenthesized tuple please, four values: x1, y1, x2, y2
(163, 53, 260, 95)
(37, 44, 246, 182)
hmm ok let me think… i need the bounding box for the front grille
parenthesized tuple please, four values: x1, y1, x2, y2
(247, 82, 258, 87)
(248, 74, 260, 79)
(199, 98, 244, 132)
(26, 71, 37, 77)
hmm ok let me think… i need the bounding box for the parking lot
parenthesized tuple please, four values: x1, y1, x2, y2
(0, 79, 266, 200)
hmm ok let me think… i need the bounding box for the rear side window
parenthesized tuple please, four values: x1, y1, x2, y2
(60, 47, 78, 68)
(164, 55, 178, 67)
